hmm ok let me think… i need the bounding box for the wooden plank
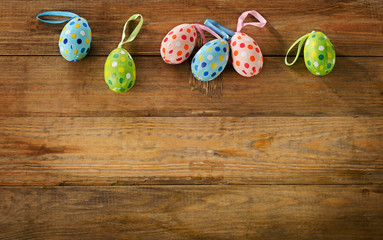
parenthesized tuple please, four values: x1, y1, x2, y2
(0, 117, 382, 185)
(1, 0, 382, 56)
(0, 56, 382, 117)
(0, 185, 382, 239)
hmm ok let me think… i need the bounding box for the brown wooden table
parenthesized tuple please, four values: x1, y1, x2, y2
(1, 1, 382, 239)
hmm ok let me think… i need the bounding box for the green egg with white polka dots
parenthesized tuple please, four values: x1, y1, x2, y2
(104, 48, 136, 93)
(304, 31, 335, 76)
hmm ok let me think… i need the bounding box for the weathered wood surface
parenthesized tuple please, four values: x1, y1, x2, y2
(0, 117, 381, 186)
(0, 0, 382, 56)
(1, 0, 383, 239)
(0, 56, 382, 117)
(0, 185, 382, 239)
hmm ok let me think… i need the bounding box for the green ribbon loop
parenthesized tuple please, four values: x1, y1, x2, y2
(285, 32, 311, 66)
(118, 14, 143, 49)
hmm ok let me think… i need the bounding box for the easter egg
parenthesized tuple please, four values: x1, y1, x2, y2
(191, 39, 230, 81)
(104, 48, 136, 93)
(59, 16, 92, 62)
(161, 24, 197, 64)
(230, 32, 263, 77)
(304, 31, 335, 76)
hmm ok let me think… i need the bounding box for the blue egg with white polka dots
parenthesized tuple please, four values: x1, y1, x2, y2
(191, 39, 230, 81)
(58, 17, 92, 62)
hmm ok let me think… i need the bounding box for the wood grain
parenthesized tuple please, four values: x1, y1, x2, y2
(0, 56, 382, 117)
(0, 185, 382, 239)
(0, 117, 381, 185)
(0, 0, 382, 56)
(1, 1, 382, 238)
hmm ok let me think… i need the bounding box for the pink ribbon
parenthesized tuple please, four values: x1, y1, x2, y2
(236, 10, 267, 33)
(192, 24, 222, 44)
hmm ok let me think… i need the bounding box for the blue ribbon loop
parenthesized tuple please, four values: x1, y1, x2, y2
(204, 19, 235, 41)
(36, 11, 79, 24)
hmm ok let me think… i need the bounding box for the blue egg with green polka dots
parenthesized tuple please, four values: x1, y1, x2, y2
(58, 17, 92, 62)
(191, 39, 230, 81)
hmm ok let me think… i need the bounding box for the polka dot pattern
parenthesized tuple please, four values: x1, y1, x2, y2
(58, 17, 92, 62)
(304, 31, 335, 76)
(160, 24, 197, 64)
(104, 48, 136, 93)
(191, 39, 230, 81)
(230, 33, 263, 77)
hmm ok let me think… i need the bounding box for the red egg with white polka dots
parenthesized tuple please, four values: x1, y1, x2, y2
(230, 32, 263, 77)
(161, 24, 197, 64)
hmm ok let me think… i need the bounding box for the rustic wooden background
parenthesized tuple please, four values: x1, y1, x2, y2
(1, 0, 382, 239)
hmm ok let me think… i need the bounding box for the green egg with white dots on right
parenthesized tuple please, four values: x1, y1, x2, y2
(304, 31, 335, 76)
(104, 48, 136, 93)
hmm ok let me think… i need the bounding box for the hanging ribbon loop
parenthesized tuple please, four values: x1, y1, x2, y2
(192, 24, 222, 44)
(237, 10, 267, 32)
(204, 19, 235, 41)
(36, 11, 79, 24)
(118, 14, 143, 49)
(285, 33, 311, 66)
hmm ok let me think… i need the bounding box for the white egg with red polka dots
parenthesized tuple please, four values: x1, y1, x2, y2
(161, 24, 197, 64)
(230, 32, 263, 77)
